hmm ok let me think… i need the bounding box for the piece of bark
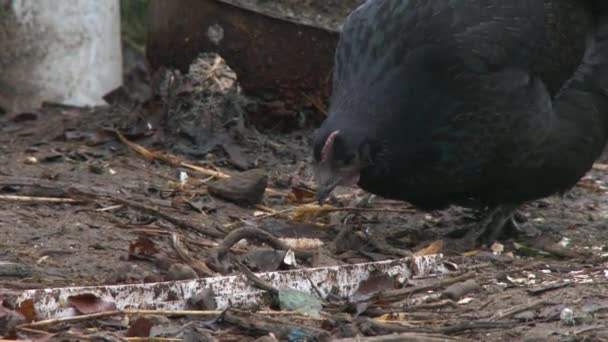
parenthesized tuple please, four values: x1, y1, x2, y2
(208, 169, 268, 205)
(441, 279, 480, 300)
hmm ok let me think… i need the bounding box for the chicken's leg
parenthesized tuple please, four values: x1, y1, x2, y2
(469, 204, 519, 244)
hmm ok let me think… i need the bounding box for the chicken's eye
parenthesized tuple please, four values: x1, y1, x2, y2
(336, 155, 355, 167)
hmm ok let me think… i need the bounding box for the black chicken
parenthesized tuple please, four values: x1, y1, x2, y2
(313, 0, 608, 243)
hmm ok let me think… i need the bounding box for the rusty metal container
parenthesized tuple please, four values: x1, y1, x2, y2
(147, 0, 364, 117)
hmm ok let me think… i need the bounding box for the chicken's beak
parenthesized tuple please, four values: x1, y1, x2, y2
(314, 162, 341, 205)
(315, 178, 341, 205)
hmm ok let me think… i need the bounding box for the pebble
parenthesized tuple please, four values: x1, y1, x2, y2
(208, 168, 268, 205)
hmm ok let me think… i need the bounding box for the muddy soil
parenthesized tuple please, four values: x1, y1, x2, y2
(0, 47, 607, 340)
(1, 96, 607, 341)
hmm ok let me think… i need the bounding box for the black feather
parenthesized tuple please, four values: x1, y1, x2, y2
(314, 0, 608, 211)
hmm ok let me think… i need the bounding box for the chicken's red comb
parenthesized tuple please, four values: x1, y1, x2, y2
(321, 130, 340, 162)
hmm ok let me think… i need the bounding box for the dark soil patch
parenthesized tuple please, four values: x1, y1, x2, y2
(1, 62, 608, 341)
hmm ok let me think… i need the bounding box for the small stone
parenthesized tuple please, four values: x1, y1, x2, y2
(560, 307, 575, 325)
(166, 263, 198, 281)
(186, 289, 217, 310)
(254, 335, 279, 342)
(0, 308, 25, 337)
(89, 163, 105, 174)
(24, 156, 38, 164)
(514, 310, 536, 321)
(208, 169, 267, 205)
(105, 264, 150, 284)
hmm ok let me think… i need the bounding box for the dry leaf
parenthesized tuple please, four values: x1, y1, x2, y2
(68, 293, 117, 314)
(14, 298, 35, 322)
(462, 249, 481, 256)
(289, 203, 337, 222)
(126, 317, 154, 337)
(374, 312, 408, 321)
(279, 237, 324, 250)
(129, 236, 160, 259)
(286, 187, 315, 204)
(414, 240, 444, 256)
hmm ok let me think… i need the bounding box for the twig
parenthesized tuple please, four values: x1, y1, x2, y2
(371, 312, 453, 322)
(17, 309, 310, 330)
(68, 188, 225, 238)
(534, 240, 583, 259)
(331, 207, 416, 214)
(574, 325, 606, 335)
(14, 327, 53, 336)
(402, 299, 458, 311)
(360, 318, 518, 335)
(527, 281, 571, 295)
(0, 194, 79, 203)
(226, 204, 415, 229)
(0, 175, 224, 238)
(380, 272, 477, 301)
(411, 263, 491, 281)
(206, 227, 313, 273)
(95, 204, 124, 212)
(0, 281, 48, 290)
(126, 338, 181, 342)
(115, 130, 284, 196)
(439, 320, 519, 335)
(120, 225, 245, 251)
(171, 233, 218, 277)
(478, 298, 495, 311)
(290, 203, 416, 225)
(301, 92, 328, 116)
(234, 259, 278, 294)
(222, 207, 294, 229)
(180, 161, 230, 179)
(332, 332, 468, 342)
(0, 176, 115, 197)
(489, 299, 556, 321)
(254, 204, 276, 213)
(331, 224, 356, 252)
(223, 309, 328, 340)
(363, 231, 413, 258)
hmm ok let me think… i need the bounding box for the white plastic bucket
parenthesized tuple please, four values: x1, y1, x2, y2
(0, 0, 123, 113)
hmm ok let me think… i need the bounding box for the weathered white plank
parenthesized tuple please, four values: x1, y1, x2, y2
(17, 254, 446, 319)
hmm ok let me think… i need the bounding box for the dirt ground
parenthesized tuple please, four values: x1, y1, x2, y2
(1, 62, 608, 341)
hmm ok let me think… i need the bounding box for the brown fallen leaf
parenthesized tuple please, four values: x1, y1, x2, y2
(289, 203, 338, 222)
(414, 240, 444, 256)
(68, 293, 117, 315)
(374, 312, 408, 321)
(290, 203, 416, 223)
(126, 316, 154, 337)
(14, 298, 35, 323)
(286, 186, 315, 204)
(128, 236, 160, 260)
